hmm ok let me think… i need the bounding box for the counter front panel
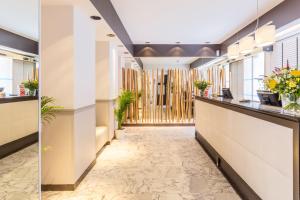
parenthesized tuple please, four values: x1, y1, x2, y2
(195, 96, 298, 200)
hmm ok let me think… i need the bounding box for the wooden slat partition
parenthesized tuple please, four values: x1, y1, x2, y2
(122, 68, 195, 124)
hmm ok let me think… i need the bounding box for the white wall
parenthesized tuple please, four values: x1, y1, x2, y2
(73, 6, 96, 109)
(41, 4, 96, 185)
(41, 5, 75, 109)
(95, 41, 119, 100)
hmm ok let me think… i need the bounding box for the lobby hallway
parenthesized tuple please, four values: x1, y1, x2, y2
(43, 127, 240, 200)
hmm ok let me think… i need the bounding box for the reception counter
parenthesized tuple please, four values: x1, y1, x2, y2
(195, 96, 299, 200)
(0, 96, 38, 158)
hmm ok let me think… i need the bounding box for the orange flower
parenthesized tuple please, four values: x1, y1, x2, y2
(290, 70, 300, 76)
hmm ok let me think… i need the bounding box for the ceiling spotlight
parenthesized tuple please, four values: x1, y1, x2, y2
(106, 33, 115, 37)
(124, 52, 129, 54)
(176, 42, 181, 44)
(205, 41, 210, 44)
(145, 42, 150, 44)
(90, 16, 101, 20)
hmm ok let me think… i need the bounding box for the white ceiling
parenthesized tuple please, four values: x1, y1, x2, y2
(0, 0, 39, 41)
(111, 0, 284, 44)
(141, 57, 198, 66)
(41, 0, 138, 66)
(43, 0, 120, 42)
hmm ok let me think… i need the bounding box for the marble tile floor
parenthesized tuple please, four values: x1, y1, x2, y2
(0, 143, 39, 200)
(43, 127, 241, 200)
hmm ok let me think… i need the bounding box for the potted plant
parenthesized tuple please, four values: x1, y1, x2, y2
(194, 80, 210, 96)
(266, 66, 300, 113)
(114, 90, 135, 139)
(41, 96, 63, 124)
(23, 79, 38, 96)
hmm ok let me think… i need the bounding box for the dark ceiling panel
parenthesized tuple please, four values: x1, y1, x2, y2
(221, 0, 300, 53)
(133, 44, 221, 57)
(0, 28, 38, 55)
(190, 58, 215, 69)
(90, 0, 134, 55)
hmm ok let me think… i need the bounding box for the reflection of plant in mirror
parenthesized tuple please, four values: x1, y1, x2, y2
(23, 79, 38, 96)
(41, 96, 63, 124)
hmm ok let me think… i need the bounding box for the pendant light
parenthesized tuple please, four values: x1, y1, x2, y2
(255, 25, 276, 47)
(239, 36, 255, 54)
(254, 0, 275, 47)
(227, 43, 239, 59)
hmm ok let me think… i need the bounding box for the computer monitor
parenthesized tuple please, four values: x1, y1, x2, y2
(222, 88, 233, 99)
(257, 90, 282, 107)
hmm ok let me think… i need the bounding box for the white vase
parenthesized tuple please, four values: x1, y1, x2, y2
(281, 94, 300, 113)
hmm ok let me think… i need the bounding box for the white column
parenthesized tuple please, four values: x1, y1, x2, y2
(41, 4, 96, 186)
(95, 41, 119, 142)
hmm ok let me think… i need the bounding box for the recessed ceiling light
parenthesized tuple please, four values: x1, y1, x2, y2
(90, 16, 101, 20)
(107, 33, 115, 37)
(117, 45, 124, 48)
(176, 42, 181, 44)
(145, 42, 150, 44)
(205, 41, 211, 44)
(124, 52, 129, 54)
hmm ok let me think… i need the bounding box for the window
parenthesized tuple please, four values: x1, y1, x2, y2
(0, 56, 13, 94)
(243, 52, 265, 101)
(224, 63, 230, 88)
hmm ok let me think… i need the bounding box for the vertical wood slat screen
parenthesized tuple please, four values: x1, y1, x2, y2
(121, 68, 202, 124)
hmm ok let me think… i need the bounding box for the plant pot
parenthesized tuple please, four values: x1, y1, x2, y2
(281, 94, 300, 114)
(200, 90, 205, 97)
(114, 129, 124, 140)
(28, 89, 36, 96)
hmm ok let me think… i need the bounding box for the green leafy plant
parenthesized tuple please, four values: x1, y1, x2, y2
(41, 96, 63, 124)
(23, 79, 39, 96)
(114, 90, 135, 130)
(194, 80, 210, 96)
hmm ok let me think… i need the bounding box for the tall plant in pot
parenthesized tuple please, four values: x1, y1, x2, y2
(114, 90, 135, 138)
(194, 80, 210, 96)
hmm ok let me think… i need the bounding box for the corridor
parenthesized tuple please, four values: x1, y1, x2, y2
(43, 127, 240, 200)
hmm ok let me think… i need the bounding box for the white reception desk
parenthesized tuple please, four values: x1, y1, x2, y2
(195, 96, 299, 200)
(0, 96, 38, 158)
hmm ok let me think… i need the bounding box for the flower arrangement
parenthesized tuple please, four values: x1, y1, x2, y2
(266, 66, 300, 111)
(194, 80, 210, 96)
(23, 79, 38, 96)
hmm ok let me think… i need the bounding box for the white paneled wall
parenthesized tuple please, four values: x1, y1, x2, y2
(272, 41, 283, 68)
(282, 36, 298, 67)
(273, 33, 300, 69)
